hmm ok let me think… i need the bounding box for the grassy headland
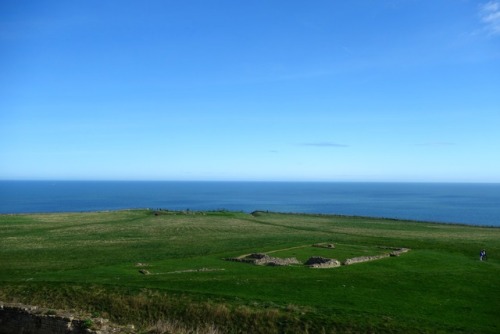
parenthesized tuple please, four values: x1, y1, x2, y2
(1, 210, 499, 333)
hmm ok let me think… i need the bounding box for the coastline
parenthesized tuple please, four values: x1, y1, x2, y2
(1, 208, 498, 228)
(1, 181, 499, 226)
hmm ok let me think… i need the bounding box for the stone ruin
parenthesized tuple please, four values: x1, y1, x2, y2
(226, 253, 301, 266)
(226, 247, 410, 269)
(0, 303, 135, 334)
(389, 248, 410, 257)
(312, 243, 335, 249)
(342, 248, 410, 265)
(342, 254, 389, 265)
(304, 256, 341, 268)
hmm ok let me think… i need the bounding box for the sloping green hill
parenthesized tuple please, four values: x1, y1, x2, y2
(1, 210, 499, 333)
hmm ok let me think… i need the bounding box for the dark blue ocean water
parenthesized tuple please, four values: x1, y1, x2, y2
(0, 181, 499, 226)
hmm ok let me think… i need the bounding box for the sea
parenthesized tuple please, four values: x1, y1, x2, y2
(0, 181, 499, 227)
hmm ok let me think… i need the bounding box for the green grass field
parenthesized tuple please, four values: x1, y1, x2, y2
(1, 210, 499, 333)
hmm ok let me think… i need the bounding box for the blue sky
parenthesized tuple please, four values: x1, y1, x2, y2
(1, 0, 499, 182)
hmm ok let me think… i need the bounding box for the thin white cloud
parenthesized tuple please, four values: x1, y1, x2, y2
(479, 1, 500, 36)
(301, 141, 349, 148)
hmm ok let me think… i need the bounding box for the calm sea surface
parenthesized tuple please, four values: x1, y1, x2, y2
(0, 181, 499, 226)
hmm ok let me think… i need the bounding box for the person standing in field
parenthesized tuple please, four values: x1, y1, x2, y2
(480, 249, 486, 261)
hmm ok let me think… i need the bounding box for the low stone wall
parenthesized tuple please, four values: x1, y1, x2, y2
(0, 303, 134, 334)
(305, 256, 341, 268)
(342, 248, 411, 265)
(342, 254, 390, 265)
(312, 243, 335, 249)
(0, 305, 89, 334)
(227, 248, 411, 268)
(226, 253, 300, 266)
(390, 248, 410, 257)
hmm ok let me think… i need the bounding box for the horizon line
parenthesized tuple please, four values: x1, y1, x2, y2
(1, 179, 499, 184)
